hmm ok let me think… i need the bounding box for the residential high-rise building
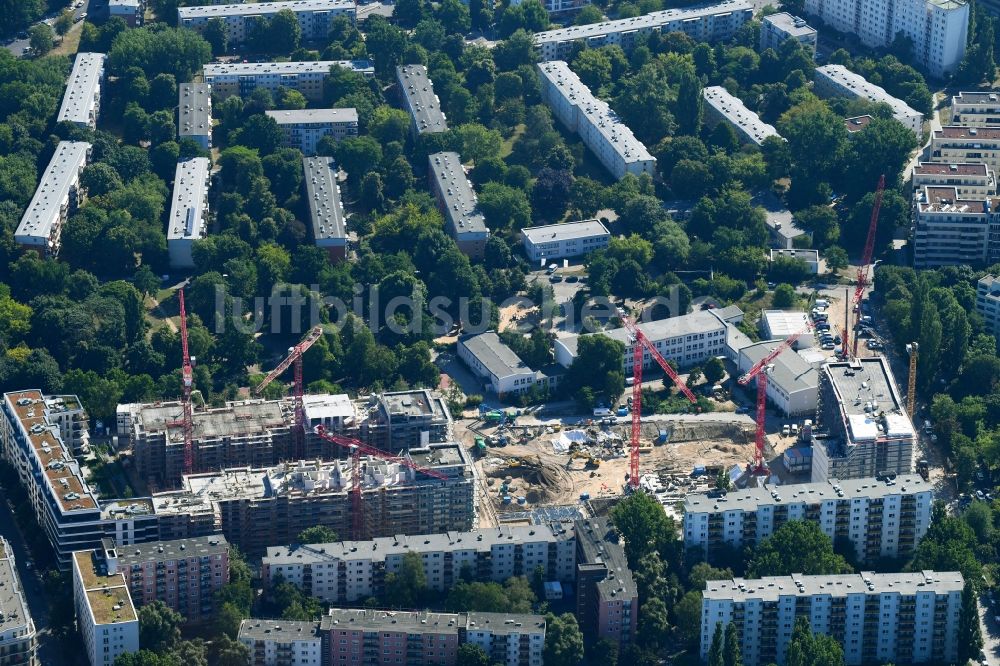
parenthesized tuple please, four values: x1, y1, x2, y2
(931, 125, 1000, 171)
(203, 60, 374, 101)
(57, 52, 106, 128)
(533, 1, 752, 61)
(912, 185, 1000, 268)
(0, 537, 37, 666)
(701, 571, 963, 666)
(538, 61, 655, 180)
(359, 390, 453, 453)
(702, 86, 782, 146)
(72, 541, 140, 666)
(812, 357, 916, 481)
(813, 65, 923, 137)
(759, 13, 816, 54)
(396, 65, 448, 137)
(684, 475, 933, 564)
(574, 518, 637, 648)
(261, 524, 577, 604)
(177, 0, 357, 45)
(428, 152, 490, 257)
(911, 161, 995, 198)
(950, 90, 1000, 125)
(976, 274, 1000, 338)
(178, 83, 212, 150)
(803, 0, 968, 78)
(14, 141, 91, 257)
(166, 157, 211, 270)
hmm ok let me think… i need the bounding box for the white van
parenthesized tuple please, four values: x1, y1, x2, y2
(815, 299, 830, 308)
(593, 407, 612, 417)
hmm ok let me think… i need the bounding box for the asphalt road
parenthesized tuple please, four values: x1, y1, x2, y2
(4, 0, 90, 57)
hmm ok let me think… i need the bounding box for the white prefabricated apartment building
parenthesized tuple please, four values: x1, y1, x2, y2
(813, 65, 924, 138)
(14, 141, 91, 257)
(203, 60, 374, 101)
(167, 158, 212, 270)
(178, 0, 357, 45)
(56, 52, 106, 128)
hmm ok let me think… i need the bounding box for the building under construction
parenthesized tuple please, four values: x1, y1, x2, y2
(812, 356, 915, 481)
(119, 390, 452, 487)
(150, 443, 474, 553)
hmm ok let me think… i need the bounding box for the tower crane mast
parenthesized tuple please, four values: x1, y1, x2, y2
(848, 175, 885, 359)
(178, 288, 194, 474)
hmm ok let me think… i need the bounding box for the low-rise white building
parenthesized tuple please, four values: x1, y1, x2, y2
(912, 185, 999, 268)
(683, 474, 933, 564)
(912, 161, 995, 198)
(769, 248, 820, 274)
(178, 83, 212, 150)
(167, 157, 212, 270)
(736, 340, 818, 416)
(178, 0, 357, 45)
(759, 311, 811, 347)
(702, 571, 963, 666)
(976, 274, 1000, 338)
(57, 52, 106, 128)
(72, 541, 140, 666)
(458, 332, 539, 396)
(533, 1, 752, 61)
(760, 12, 816, 54)
(702, 86, 781, 146)
(932, 125, 1000, 172)
(303, 156, 347, 261)
(521, 219, 610, 262)
(428, 152, 489, 257)
(538, 61, 654, 180)
(813, 65, 923, 138)
(950, 90, 1000, 126)
(14, 141, 91, 257)
(203, 60, 374, 101)
(265, 108, 358, 155)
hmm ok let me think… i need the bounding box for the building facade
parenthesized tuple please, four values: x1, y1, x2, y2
(575, 519, 637, 648)
(976, 274, 1000, 338)
(813, 65, 924, 137)
(0, 537, 36, 666)
(702, 86, 782, 146)
(510, 0, 592, 14)
(166, 157, 211, 270)
(428, 152, 489, 257)
(803, 0, 968, 78)
(912, 185, 999, 268)
(684, 475, 933, 564)
(701, 571, 963, 666)
(521, 219, 610, 262)
(533, 1, 752, 61)
(57, 52, 106, 128)
(261, 524, 576, 604)
(14, 141, 91, 257)
(911, 161, 995, 198)
(760, 12, 816, 53)
(538, 61, 655, 180)
(177, 0, 357, 45)
(769, 248, 820, 274)
(396, 65, 448, 137)
(457, 332, 540, 396)
(812, 357, 916, 482)
(950, 90, 1000, 126)
(736, 341, 818, 416)
(72, 543, 140, 666)
(931, 125, 1000, 172)
(304, 156, 348, 261)
(203, 60, 374, 101)
(265, 109, 358, 155)
(178, 83, 212, 150)
(359, 390, 453, 453)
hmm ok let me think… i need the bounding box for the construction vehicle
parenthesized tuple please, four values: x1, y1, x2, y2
(847, 175, 885, 359)
(619, 308, 697, 490)
(916, 458, 929, 481)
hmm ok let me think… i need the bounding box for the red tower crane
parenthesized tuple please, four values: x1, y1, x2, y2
(847, 175, 885, 359)
(619, 309, 698, 490)
(737, 324, 812, 475)
(313, 425, 448, 540)
(177, 288, 195, 475)
(254, 326, 325, 459)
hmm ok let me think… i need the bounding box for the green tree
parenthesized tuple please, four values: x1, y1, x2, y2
(708, 622, 724, 666)
(771, 283, 798, 308)
(610, 490, 678, 566)
(384, 550, 427, 607)
(674, 591, 703, 649)
(639, 597, 670, 648)
(478, 182, 532, 231)
(456, 123, 503, 165)
(786, 616, 844, 666)
(747, 521, 853, 577)
(203, 17, 228, 56)
(54, 10, 75, 36)
(824, 246, 848, 271)
(28, 23, 55, 55)
(724, 622, 743, 666)
(959, 580, 984, 664)
(704, 356, 726, 384)
(297, 525, 338, 544)
(564, 334, 626, 410)
(138, 601, 184, 653)
(575, 4, 604, 24)
(543, 613, 584, 666)
(590, 639, 619, 666)
(268, 9, 302, 53)
(210, 634, 251, 666)
(457, 643, 491, 666)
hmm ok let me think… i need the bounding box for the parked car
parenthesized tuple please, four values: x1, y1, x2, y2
(822, 343, 835, 350)
(833, 336, 841, 344)
(549, 275, 563, 283)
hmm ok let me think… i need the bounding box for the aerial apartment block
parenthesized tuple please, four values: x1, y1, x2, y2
(396, 65, 448, 137)
(239, 609, 546, 666)
(803, 0, 968, 78)
(76, 536, 231, 624)
(14, 140, 91, 257)
(510, 0, 593, 15)
(304, 156, 348, 261)
(265, 108, 358, 155)
(554, 307, 743, 371)
(357, 389, 453, 453)
(684, 475, 932, 564)
(701, 571, 963, 666)
(72, 542, 140, 666)
(57, 52, 106, 128)
(812, 357, 916, 482)
(428, 152, 490, 257)
(458, 332, 542, 397)
(702, 86, 781, 146)
(1, 391, 160, 570)
(976, 274, 1000, 338)
(911, 161, 995, 198)
(538, 61, 655, 180)
(950, 90, 1000, 126)
(533, 1, 752, 61)
(203, 60, 374, 101)
(931, 125, 1000, 172)
(0, 537, 37, 666)
(178, 83, 212, 150)
(575, 518, 637, 648)
(759, 12, 816, 54)
(813, 65, 924, 138)
(912, 185, 1000, 268)
(108, 0, 142, 26)
(166, 157, 211, 270)
(521, 219, 610, 262)
(261, 523, 577, 604)
(150, 446, 475, 552)
(178, 0, 357, 46)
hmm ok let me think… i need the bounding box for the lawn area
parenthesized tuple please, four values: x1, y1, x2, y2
(52, 22, 83, 57)
(144, 287, 179, 335)
(500, 123, 525, 159)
